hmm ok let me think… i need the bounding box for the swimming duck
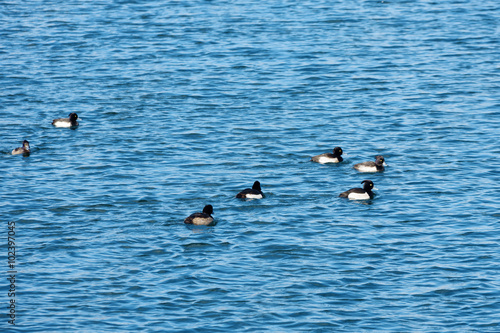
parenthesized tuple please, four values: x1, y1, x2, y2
(354, 155, 386, 173)
(236, 181, 264, 199)
(339, 180, 376, 200)
(311, 147, 343, 164)
(11, 140, 30, 156)
(184, 205, 214, 226)
(52, 113, 79, 127)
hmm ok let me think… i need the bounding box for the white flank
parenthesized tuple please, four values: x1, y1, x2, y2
(318, 156, 339, 164)
(348, 192, 371, 200)
(53, 120, 72, 128)
(355, 165, 377, 173)
(191, 217, 213, 226)
(245, 193, 263, 199)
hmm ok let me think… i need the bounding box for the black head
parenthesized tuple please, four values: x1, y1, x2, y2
(361, 180, 374, 191)
(69, 113, 78, 121)
(252, 181, 261, 191)
(333, 147, 343, 156)
(375, 156, 384, 166)
(23, 140, 30, 147)
(202, 204, 214, 216)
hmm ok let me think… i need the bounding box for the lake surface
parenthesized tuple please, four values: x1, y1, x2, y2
(1, 0, 500, 331)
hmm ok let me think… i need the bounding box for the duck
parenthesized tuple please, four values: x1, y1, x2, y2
(11, 140, 30, 156)
(311, 147, 343, 164)
(339, 180, 376, 200)
(236, 181, 264, 199)
(354, 155, 386, 173)
(52, 113, 79, 127)
(184, 205, 214, 226)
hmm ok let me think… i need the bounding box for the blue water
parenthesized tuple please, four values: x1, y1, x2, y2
(2, 0, 500, 331)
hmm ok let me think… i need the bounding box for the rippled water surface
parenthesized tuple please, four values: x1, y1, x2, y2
(1, 0, 500, 332)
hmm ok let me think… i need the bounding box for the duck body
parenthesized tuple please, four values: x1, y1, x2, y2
(184, 205, 214, 226)
(339, 180, 375, 200)
(52, 113, 79, 127)
(311, 147, 343, 164)
(236, 181, 264, 199)
(11, 140, 30, 156)
(354, 156, 386, 173)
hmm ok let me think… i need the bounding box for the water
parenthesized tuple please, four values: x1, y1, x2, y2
(1, 0, 500, 331)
